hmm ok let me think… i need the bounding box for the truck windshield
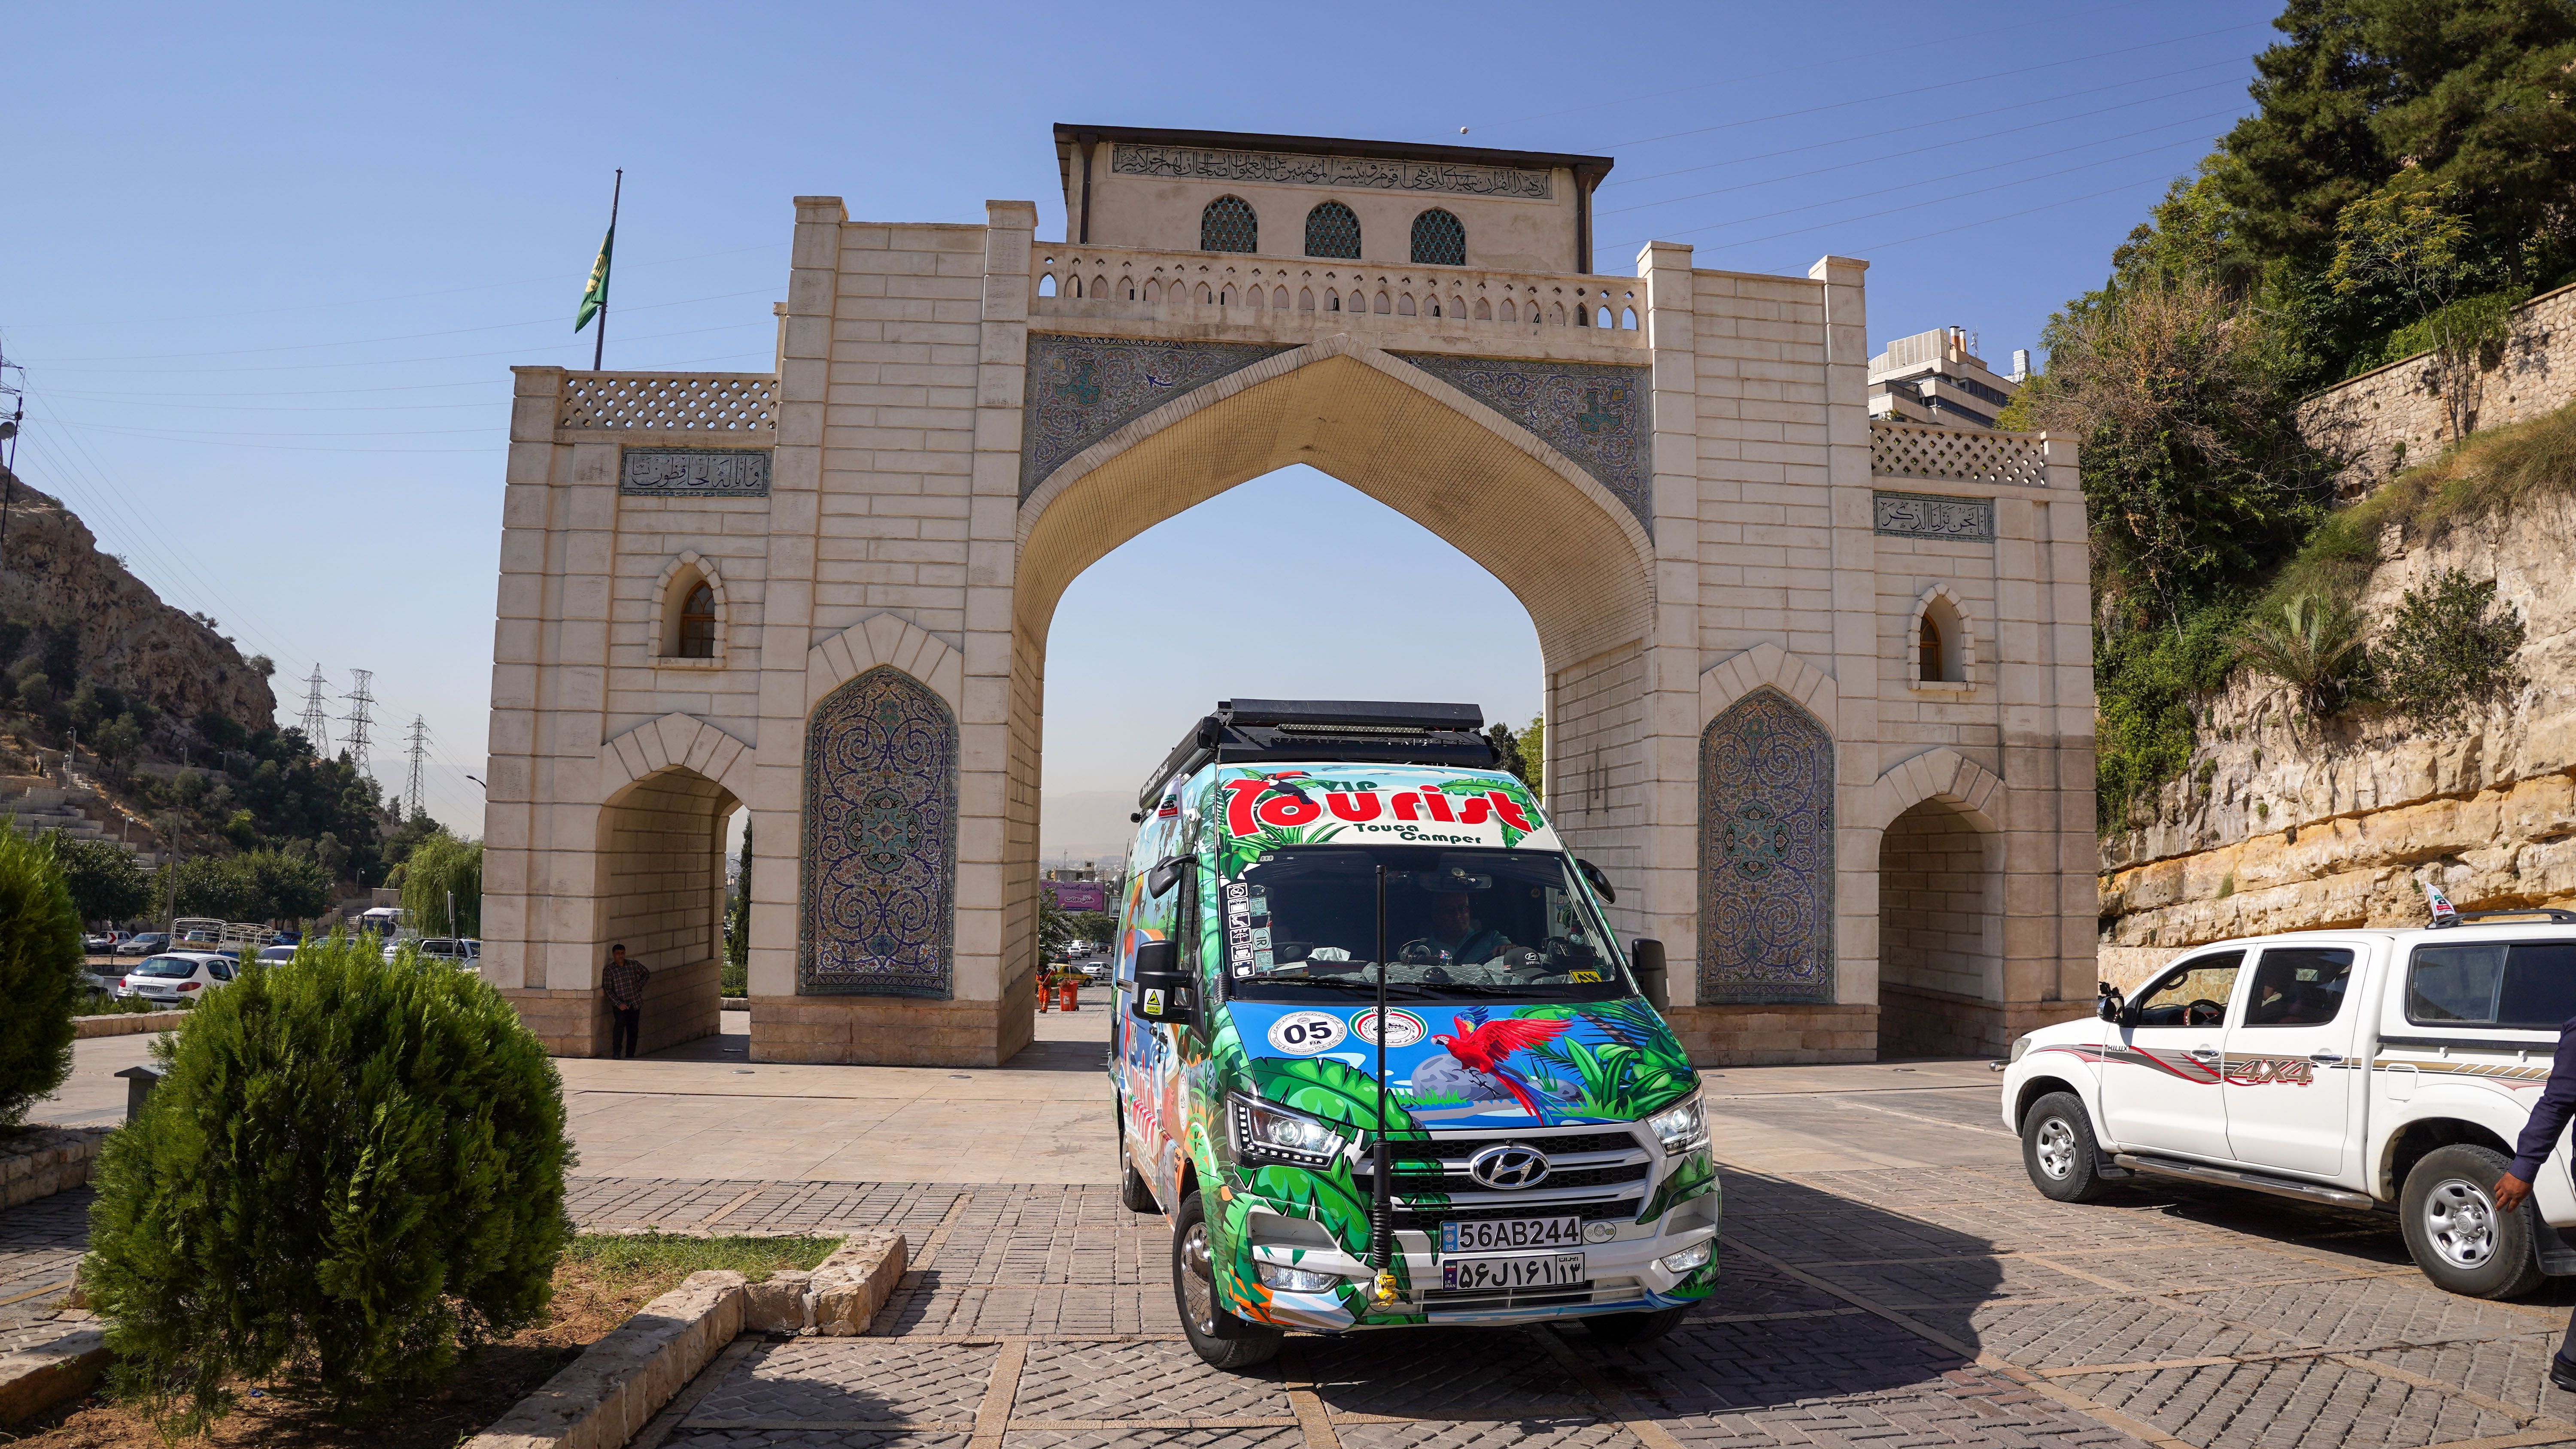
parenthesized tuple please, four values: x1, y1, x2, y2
(1222, 846, 1631, 1004)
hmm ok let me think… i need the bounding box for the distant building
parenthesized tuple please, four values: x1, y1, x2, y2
(1868, 327, 2023, 431)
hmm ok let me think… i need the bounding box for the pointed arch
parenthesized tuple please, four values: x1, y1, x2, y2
(650, 550, 734, 664)
(1864, 747, 2004, 834)
(805, 611, 964, 712)
(1699, 642, 1838, 735)
(1906, 583, 1976, 688)
(596, 711, 756, 809)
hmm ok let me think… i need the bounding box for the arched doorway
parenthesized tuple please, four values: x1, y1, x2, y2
(1009, 341, 1660, 1005)
(1875, 795, 2003, 1057)
(595, 764, 740, 1057)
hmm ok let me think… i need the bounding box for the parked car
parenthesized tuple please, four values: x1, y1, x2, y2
(117, 933, 170, 956)
(386, 937, 479, 966)
(254, 944, 299, 965)
(83, 930, 127, 953)
(1078, 957, 1110, 982)
(115, 952, 236, 1003)
(2002, 909, 2576, 1300)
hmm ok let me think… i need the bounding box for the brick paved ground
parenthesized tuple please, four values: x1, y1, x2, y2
(19, 1070, 2576, 1447)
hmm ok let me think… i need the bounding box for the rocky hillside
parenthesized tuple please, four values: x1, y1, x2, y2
(2099, 424, 2576, 988)
(0, 470, 275, 729)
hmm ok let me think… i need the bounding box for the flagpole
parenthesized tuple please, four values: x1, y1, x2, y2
(594, 169, 622, 371)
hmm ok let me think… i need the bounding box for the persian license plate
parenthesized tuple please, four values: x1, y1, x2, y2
(1441, 1215, 1581, 1255)
(1442, 1253, 1585, 1291)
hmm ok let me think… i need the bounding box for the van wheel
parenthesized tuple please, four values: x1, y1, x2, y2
(1173, 1191, 1282, 1370)
(1582, 1304, 1691, 1343)
(2402, 1145, 2548, 1300)
(2020, 1091, 2110, 1203)
(1117, 1125, 1158, 1214)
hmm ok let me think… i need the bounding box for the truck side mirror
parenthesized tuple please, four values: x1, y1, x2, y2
(1146, 855, 1192, 899)
(1577, 859, 1616, 904)
(1130, 940, 1191, 1023)
(2096, 982, 2125, 1024)
(1631, 938, 1668, 1010)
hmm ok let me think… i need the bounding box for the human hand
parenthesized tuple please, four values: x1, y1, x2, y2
(2495, 1172, 2533, 1213)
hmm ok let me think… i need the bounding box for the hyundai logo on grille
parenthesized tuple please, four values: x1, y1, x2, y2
(1467, 1143, 1552, 1190)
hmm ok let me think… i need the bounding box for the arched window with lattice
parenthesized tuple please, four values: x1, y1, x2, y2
(1410, 208, 1465, 266)
(1200, 195, 1257, 254)
(678, 582, 717, 658)
(1305, 201, 1361, 259)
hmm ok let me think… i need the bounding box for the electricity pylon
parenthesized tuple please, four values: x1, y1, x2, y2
(297, 665, 332, 757)
(341, 669, 376, 776)
(403, 715, 429, 819)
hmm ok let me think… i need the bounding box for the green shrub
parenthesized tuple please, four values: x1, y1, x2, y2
(2094, 599, 2244, 831)
(83, 933, 572, 1429)
(0, 831, 84, 1127)
(2376, 570, 2526, 729)
(2237, 593, 2372, 720)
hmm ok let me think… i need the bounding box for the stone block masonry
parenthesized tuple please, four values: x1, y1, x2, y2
(483, 125, 2096, 1065)
(0, 1129, 103, 1213)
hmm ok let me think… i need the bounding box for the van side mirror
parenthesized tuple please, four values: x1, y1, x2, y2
(1631, 938, 1667, 1010)
(1577, 859, 1616, 904)
(1146, 855, 1192, 899)
(1130, 940, 1191, 1023)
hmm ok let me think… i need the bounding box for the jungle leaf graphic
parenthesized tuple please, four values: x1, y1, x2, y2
(1218, 821, 1346, 877)
(1640, 1149, 1718, 1225)
(1250, 1055, 1430, 1140)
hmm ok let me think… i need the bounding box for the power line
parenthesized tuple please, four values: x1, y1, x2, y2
(404, 715, 429, 818)
(29, 287, 776, 365)
(297, 665, 332, 758)
(341, 669, 376, 777)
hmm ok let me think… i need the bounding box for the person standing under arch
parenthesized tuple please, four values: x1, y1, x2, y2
(604, 943, 648, 1059)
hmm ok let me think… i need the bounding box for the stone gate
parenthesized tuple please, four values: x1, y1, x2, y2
(481, 124, 2096, 1066)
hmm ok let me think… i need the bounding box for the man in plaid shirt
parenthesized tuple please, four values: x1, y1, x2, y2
(604, 944, 648, 1059)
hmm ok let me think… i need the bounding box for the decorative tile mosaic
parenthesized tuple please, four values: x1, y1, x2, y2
(1391, 353, 1653, 531)
(1873, 490, 1994, 543)
(1020, 334, 1294, 497)
(620, 448, 772, 497)
(1698, 688, 1836, 1004)
(799, 666, 957, 999)
(1111, 142, 1552, 200)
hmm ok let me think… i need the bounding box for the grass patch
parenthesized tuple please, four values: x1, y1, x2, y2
(565, 1233, 838, 1285)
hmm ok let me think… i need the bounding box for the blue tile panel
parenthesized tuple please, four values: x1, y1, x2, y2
(1389, 352, 1653, 533)
(1020, 334, 1295, 498)
(1698, 688, 1836, 1004)
(799, 666, 958, 999)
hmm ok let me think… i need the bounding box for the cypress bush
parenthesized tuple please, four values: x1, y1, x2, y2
(84, 934, 573, 1428)
(0, 830, 84, 1127)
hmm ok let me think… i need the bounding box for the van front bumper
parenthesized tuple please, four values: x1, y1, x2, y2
(1243, 1214, 1719, 1331)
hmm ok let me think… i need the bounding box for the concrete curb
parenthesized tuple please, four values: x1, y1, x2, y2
(0, 1324, 107, 1426)
(1, 1127, 108, 1211)
(72, 1011, 187, 1040)
(462, 1229, 906, 1449)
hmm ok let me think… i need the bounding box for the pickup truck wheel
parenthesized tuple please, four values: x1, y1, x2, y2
(1172, 1191, 1283, 1370)
(2401, 1145, 2548, 1300)
(1116, 1120, 1158, 1214)
(2020, 1091, 2110, 1203)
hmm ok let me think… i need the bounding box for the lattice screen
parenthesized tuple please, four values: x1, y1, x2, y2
(1868, 421, 2047, 486)
(559, 374, 778, 432)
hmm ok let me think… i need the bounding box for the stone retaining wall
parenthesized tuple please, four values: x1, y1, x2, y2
(0, 1128, 106, 1213)
(71, 1009, 186, 1040)
(2297, 281, 2576, 499)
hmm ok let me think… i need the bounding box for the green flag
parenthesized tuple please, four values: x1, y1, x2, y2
(575, 224, 614, 333)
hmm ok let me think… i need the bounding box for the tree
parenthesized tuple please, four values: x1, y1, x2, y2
(2238, 592, 2372, 719)
(92, 713, 144, 778)
(397, 831, 482, 937)
(49, 834, 152, 925)
(1037, 888, 1072, 962)
(2375, 569, 2527, 729)
(725, 820, 752, 970)
(1519, 714, 1544, 803)
(2327, 181, 2515, 439)
(84, 935, 570, 1429)
(0, 831, 83, 1127)
(2213, 0, 2576, 285)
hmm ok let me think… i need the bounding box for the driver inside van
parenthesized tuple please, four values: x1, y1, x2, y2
(1424, 891, 1511, 965)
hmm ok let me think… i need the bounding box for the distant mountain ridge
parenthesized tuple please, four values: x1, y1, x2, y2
(0, 470, 276, 730)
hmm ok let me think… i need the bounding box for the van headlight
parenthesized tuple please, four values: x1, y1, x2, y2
(1256, 1262, 1340, 1291)
(1658, 1240, 1713, 1273)
(1231, 1096, 1347, 1167)
(1645, 1089, 1708, 1154)
(2009, 1034, 2034, 1064)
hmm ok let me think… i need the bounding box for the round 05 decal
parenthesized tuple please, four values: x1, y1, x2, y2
(1266, 1010, 1348, 1056)
(1351, 1008, 1427, 1049)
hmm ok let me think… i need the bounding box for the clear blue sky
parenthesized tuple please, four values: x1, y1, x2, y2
(3, 0, 2275, 838)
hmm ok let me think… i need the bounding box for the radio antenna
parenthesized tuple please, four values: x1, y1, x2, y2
(1370, 864, 1396, 1305)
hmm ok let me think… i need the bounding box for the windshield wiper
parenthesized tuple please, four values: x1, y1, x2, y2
(1245, 973, 1432, 998)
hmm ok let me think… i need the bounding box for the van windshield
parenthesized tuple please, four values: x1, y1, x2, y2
(1221, 846, 1630, 1004)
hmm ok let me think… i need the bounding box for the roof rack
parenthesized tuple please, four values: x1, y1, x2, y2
(2453, 909, 2576, 925)
(1138, 699, 1494, 809)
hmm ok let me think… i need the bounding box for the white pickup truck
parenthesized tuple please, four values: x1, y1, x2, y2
(1999, 914, 2576, 1299)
